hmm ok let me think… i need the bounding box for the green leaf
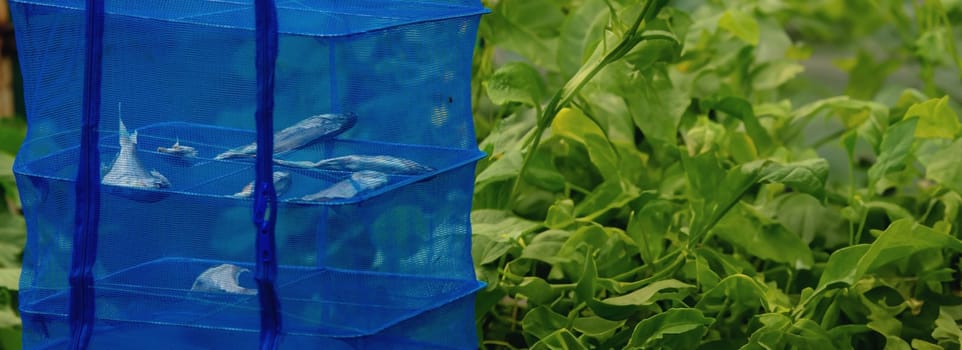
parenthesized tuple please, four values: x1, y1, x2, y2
(602, 279, 695, 306)
(689, 159, 829, 244)
(479, 110, 537, 157)
(0, 289, 19, 328)
(0, 325, 21, 350)
(868, 119, 918, 192)
(573, 179, 643, 219)
(572, 316, 625, 339)
(743, 314, 836, 350)
(552, 108, 620, 180)
(752, 60, 805, 90)
(708, 97, 774, 154)
(530, 328, 588, 350)
(576, 255, 688, 320)
(0, 213, 24, 268)
(759, 158, 830, 199)
(525, 145, 567, 192)
(696, 274, 780, 316)
(816, 220, 962, 294)
(624, 34, 683, 71)
(0, 154, 11, 178)
(783, 319, 837, 349)
(742, 313, 792, 350)
(684, 117, 727, 156)
(919, 138, 962, 195)
(521, 229, 572, 266)
(627, 308, 714, 349)
(792, 96, 889, 131)
(680, 148, 724, 200)
(693, 251, 723, 287)
(840, 49, 902, 100)
(754, 17, 792, 62)
(687, 158, 764, 243)
(904, 97, 961, 139)
(522, 306, 570, 340)
(0, 118, 25, 156)
(557, 0, 610, 78)
(816, 244, 871, 291)
(769, 193, 846, 246)
(0, 153, 18, 214)
(713, 203, 815, 269)
(624, 67, 691, 147)
(932, 308, 962, 347)
(626, 199, 675, 264)
(561, 226, 609, 258)
(484, 62, 547, 107)
(476, 151, 523, 189)
(481, 0, 564, 71)
(471, 210, 540, 265)
(0, 269, 19, 291)
(545, 199, 576, 230)
(718, 10, 760, 45)
(517, 277, 561, 306)
(911, 339, 944, 350)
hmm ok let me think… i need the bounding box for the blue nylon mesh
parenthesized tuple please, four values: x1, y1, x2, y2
(11, 0, 485, 348)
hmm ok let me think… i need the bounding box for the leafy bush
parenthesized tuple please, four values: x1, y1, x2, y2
(471, 0, 962, 349)
(0, 116, 25, 349)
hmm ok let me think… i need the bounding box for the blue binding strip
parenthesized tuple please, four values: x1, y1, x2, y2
(254, 0, 281, 349)
(69, 0, 104, 349)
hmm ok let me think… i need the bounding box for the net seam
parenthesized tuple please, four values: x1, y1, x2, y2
(68, 0, 104, 349)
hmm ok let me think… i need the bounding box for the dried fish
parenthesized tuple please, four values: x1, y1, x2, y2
(190, 264, 257, 295)
(300, 170, 389, 201)
(102, 115, 171, 190)
(274, 155, 434, 175)
(215, 113, 357, 160)
(157, 139, 198, 158)
(232, 171, 292, 198)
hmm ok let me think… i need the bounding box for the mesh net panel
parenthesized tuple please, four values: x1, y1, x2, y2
(12, 0, 485, 348)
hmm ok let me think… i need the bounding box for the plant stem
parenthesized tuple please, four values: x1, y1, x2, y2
(509, 0, 668, 201)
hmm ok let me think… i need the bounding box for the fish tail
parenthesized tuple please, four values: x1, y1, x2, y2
(118, 117, 129, 146)
(118, 115, 137, 147)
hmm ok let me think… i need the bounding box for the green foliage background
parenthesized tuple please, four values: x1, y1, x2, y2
(0, 116, 24, 350)
(471, 0, 962, 349)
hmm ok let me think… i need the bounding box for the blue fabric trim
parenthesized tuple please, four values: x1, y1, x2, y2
(69, 0, 103, 349)
(254, 0, 281, 349)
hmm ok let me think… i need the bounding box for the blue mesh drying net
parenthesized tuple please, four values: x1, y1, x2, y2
(10, 0, 487, 349)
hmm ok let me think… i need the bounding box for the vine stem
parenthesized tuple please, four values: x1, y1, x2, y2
(508, 0, 669, 202)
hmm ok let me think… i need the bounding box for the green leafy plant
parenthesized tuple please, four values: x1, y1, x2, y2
(0, 116, 26, 349)
(472, 0, 962, 348)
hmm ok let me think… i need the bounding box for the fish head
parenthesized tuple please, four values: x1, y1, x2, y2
(149, 170, 171, 188)
(273, 171, 293, 195)
(216, 264, 249, 278)
(323, 112, 358, 133)
(322, 155, 363, 170)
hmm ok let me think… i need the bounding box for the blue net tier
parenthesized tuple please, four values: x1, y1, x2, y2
(11, 0, 486, 347)
(12, 0, 484, 158)
(23, 292, 480, 349)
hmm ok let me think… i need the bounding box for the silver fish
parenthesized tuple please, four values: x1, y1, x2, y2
(214, 113, 358, 160)
(190, 264, 257, 295)
(232, 171, 293, 198)
(301, 170, 389, 201)
(157, 139, 198, 158)
(274, 155, 434, 175)
(102, 117, 171, 189)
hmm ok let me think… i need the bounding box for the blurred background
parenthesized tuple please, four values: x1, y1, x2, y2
(0, 0, 26, 347)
